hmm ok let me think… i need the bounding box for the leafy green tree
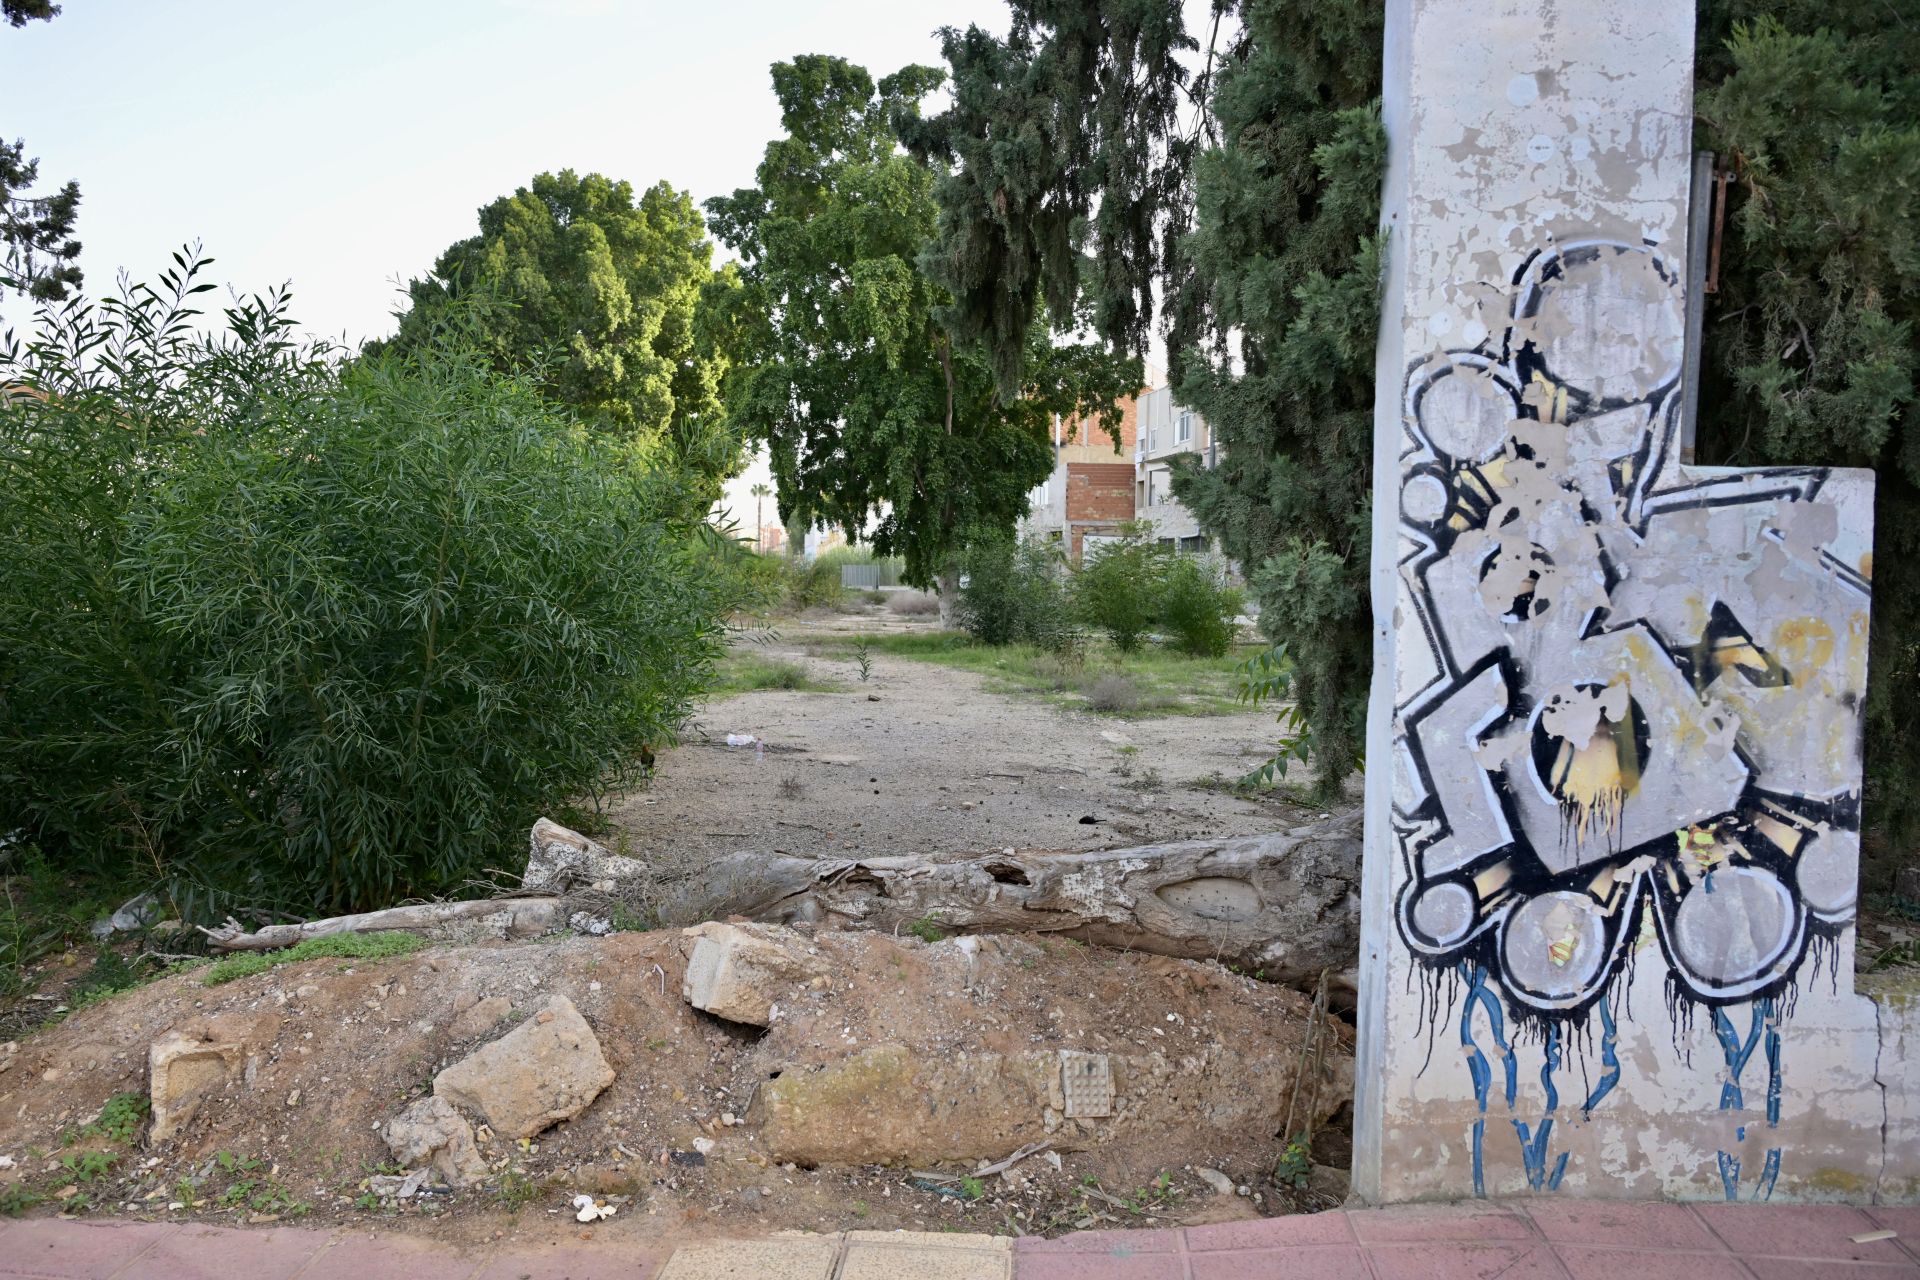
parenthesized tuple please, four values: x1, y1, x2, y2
(1, 0, 80, 301)
(380, 171, 740, 494)
(708, 55, 1141, 590)
(1692, 6, 1920, 865)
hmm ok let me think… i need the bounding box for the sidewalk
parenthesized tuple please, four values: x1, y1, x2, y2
(0, 1200, 1914, 1279)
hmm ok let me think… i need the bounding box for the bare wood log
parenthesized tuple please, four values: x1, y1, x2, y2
(646, 811, 1362, 987)
(197, 897, 564, 952)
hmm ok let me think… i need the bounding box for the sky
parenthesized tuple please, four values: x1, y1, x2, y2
(2, 0, 1013, 345)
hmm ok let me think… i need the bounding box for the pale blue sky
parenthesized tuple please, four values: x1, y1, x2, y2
(2, 0, 1011, 345)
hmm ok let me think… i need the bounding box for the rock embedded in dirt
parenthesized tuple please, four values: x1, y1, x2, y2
(148, 1030, 244, 1143)
(447, 995, 513, 1042)
(523, 818, 647, 894)
(433, 994, 614, 1139)
(384, 1096, 488, 1187)
(1196, 1167, 1235, 1196)
(682, 922, 827, 1027)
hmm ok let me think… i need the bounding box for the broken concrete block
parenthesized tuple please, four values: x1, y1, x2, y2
(433, 995, 613, 1139)
(384, 1096, 488, 1187)
(1059, 1050, 1114, 1119)
(682, 922, 827, 1027)
(148, 1031, 244, 1143)
(523, 818, 646, 894)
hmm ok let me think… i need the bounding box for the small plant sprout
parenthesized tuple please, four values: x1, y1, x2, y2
(853, 639, 874, 682)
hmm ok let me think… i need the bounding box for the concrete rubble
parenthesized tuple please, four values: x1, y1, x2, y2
(432, 994, 615, 1139)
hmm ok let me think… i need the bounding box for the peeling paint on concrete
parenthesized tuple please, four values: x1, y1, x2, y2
(1354, 0, 1907, 1205)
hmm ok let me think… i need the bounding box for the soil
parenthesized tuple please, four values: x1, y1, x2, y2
(0, 926, 1350, 1246)
(604, 609, 1330, 882)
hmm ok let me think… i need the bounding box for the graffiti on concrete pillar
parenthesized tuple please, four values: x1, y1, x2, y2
(1389, 239, 1874, 1192)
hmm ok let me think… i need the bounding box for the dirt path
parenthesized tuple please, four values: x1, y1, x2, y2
(606, 615, 1325, 877)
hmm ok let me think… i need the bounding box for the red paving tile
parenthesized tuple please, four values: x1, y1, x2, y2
(1524, 1200, 1727, 1252)
(0, 1220, 174, 1279)
(1554, 1245, 1757, 1280)
(1014, 1255, 1185, 1280)
(1184, 1212, 1354, 1250)
(1347, 1203, 1537, 1244)
(1365, 1241, 1571, 1280)
(1188, 1246, 1372, 1279)
(1743, 1261, 1920, 1280)
(1695, 1203, 1912, 1264)
(305, 1232, 488, 1280)
(114, 1223, 335, 1280)
(468, 1245, 664, 1279)
(1015, 1227, 1183, 1255)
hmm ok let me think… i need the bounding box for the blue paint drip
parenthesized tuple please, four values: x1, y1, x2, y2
(1458, 965, 1498, 1198)
(1511, 1024, 1564, 1191)
(1710, 999, 1780, 1201)
(1582, 1000, 1620, 1117)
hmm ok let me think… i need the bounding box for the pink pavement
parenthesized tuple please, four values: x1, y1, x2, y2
(0, 1201, 1915, 1279)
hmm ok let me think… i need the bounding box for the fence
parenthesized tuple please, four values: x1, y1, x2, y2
(839, 562, 902, 590)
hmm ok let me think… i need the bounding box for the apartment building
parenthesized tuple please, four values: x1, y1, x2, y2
(1133, 386, 1217, 553)
(1020, 390, 1143, 560)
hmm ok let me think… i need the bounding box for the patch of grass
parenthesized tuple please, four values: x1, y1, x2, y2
(808, 632, 1249, 717)
(202, 930, 428, 987)
(0, 850, 140, 1002)
(710, 650, 840, 696)
(1084, 673, 1142, 713)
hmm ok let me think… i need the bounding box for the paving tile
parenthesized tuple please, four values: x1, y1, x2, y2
(1743, 1260, 1920, 1280)
(1015, 1228, 1181, 1255)
(469, 1244, 664, 1280)
(840, 1242, 1008, 1280)
(0, 1219, 173, 1278)
(844, 1230, 1011, 1252)
(1365, 1241, 1570, 1280)
(1185, 1211, 1354, 1250)
(117, 1223, 336, 1280)
(1555, 1245, 1757, 1280)
(1695, 1204, 1910, 1264)
(653, 1236, 838, 1280)
(300, 1232, 486, 1280)
(1866, 1207, 1920, 1262)
(1012, 1255, 1184, 1280)
(1525, 1201, 1727, 1252)
(1189, 1246, 1372, 1279)
(1348, 1204, 1536, 1244)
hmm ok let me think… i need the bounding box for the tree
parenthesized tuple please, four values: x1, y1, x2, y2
(706, 54, 1141, 590)
(1692, 6, 1920, 866)
(1, 0, 80, 302)
(379, 171, 740, 497)
(750, 481, 771, 549)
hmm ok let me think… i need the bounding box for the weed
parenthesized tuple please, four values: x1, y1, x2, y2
(958, 1175, 986, 1200)
(215, 1151, 263, 1176)
(645, 1037, 670, 1051)
(60, 1150, 117, 1183)
(1084, 673, 1142, 713)
(0, 1185, 47, 1216)
(712, 651, 836, 695)
(608, 904, 651, 932)
(906, 913, 946, 944)
(850, 1199, 870, 1218)
(495, 1169, 539, 1212)
(75, 1093, 149, 1145)
(778, 774, 807, 801)
(887, 591, 940, 617)
(1274, 1136, 1312, 1189)
(202, 931, 427, 986)
(853, 639, 873, 683)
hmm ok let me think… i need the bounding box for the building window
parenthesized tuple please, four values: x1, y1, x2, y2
(1175, 410, 1193, 445)
(1180, 534, 1208, 554)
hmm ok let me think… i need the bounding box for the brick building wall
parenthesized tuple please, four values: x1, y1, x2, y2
(1065, 461, 1135, 560)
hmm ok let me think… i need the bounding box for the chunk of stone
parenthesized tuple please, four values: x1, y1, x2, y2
(384, 1096, 487, 1187)
(433, 995, 613, 1139)
(148, 1031, 244, 1143)
(523, 818, 646, 894)
(447, 995, 512, 1042)
(682, 922, 827, 1027)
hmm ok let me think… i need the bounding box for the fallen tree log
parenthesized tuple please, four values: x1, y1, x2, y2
(198, 897, 564, 952)
(642, 811, 1363, 987)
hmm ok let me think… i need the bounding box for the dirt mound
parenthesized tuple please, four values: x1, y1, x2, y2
(0, 926, 1350, 1241)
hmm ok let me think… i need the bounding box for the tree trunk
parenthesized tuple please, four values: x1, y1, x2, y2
(647, 811, 1362, 988)
(199, 897, 564, 951)
(937, 566, 961, 629)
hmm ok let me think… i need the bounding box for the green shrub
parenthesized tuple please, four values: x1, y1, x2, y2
(955, 533, 1070, 647)
(0, 254, 729, 920)
(1072, 531, 1168, 653)
(1159, 556, 1244, 658)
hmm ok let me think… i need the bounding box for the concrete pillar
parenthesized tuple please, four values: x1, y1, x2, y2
(1356, 0, 1895, 1202)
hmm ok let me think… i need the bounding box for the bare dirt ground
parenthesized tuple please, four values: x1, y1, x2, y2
(605, 610, 1328, 878)
(0, 926, 1349, 1246)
